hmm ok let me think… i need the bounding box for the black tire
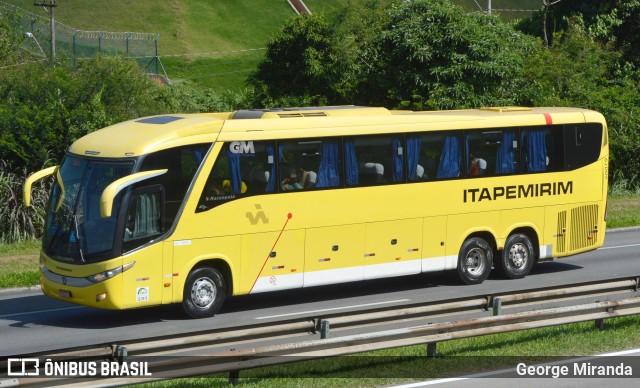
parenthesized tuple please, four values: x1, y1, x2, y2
(457, 237, 492, 285)
(182, 267, 226, 319)
(500, 233, 535, 279)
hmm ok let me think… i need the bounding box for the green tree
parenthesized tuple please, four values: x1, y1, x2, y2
(370, 0, 536, 110)
(521, 17, 640, 184)
(247, 14, 340, 107)
(0, 55, 168, 171)
(249, 0, 536, 110)
(518, 0, 640, 65)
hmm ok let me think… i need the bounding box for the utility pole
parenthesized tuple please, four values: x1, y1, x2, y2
(487, 0, 492, 15)
(34, 0, 56, 60)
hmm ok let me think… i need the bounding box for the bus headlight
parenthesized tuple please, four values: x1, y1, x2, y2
(86, 262, 135, 283)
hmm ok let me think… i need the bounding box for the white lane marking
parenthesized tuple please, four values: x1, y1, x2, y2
(0, 306, 85, 319)
(254, 299, 410, 320)
(391, 378, 468, 387)
(391, 347, 640, 387)
(599, 243, 640, 250)
(596, 348, 640, 356)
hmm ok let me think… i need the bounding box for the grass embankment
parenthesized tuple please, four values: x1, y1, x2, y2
(4, 0, 297, 92)
(607, 194, 640, 228)
(0, 239, 39, 289)
(4, 0, 539, 92)
(0, 195, 637, 289)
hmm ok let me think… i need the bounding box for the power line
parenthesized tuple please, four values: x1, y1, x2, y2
(0, 58, 48, 69)
(160, 48, 266, 58)
(179, 68, 255, 79)
(492, 9, 539, 12)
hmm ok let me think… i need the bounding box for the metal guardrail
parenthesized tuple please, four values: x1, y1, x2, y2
(1, 276, 639, 387)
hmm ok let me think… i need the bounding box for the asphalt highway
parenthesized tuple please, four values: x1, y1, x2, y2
(0, 228, 638, 357)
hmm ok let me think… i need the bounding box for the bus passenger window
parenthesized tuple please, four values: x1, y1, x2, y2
(279, 138, 341, 191)
(345, 135, 403, 186)
(465, 130, 518, 177)
(521, 126, 563, 173)
(196, 141, 276, 212)
(138, 143, 211, 227)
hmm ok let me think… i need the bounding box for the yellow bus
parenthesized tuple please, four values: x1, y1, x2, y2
(24, 106, 608, 318)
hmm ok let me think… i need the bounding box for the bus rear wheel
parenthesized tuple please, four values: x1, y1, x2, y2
(182, 267, 226, 318)
(457, 237, 492, 285)
(500, 233, 535, 279)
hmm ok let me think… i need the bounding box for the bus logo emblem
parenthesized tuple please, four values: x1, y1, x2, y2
(246, 204, 269, 225)
(230, 141, 255, 154)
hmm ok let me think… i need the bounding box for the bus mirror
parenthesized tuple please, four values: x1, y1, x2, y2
(100, 169, 168, 218)
(23, 166, 58, 207)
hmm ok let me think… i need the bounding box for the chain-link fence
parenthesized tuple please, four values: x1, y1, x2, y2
(0, 1, 166, 79)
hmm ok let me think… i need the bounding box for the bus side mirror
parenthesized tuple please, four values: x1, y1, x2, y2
(100, 169, 168, 218)
(24, 166, 58, 207)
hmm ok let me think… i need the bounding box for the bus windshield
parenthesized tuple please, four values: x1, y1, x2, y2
(43, 156, 134, 264)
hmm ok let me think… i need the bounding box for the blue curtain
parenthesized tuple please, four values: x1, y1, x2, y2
(344, 140, 359, 186)
(227, 148, 242, 194)
(436, 135, 460, 179)
(495, 131, 515, 174)
(194, 150, 204, 164)
(527, 129, 547, 172)
(465, 134, 470, 175)
(407, 136, 421, 181)
(392, 137, 404, 182)
(265, 144, 276, 192)
(317, 140, 341, 188)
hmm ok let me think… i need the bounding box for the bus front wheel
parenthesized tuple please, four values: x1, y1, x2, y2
(182, 267, 226, 318)
(457, 237, 492, 285)
(500, 233, 535, 279)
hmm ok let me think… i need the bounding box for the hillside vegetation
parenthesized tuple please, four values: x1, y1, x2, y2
(4, 0, 540, 90)
(5, 0, 296, 90)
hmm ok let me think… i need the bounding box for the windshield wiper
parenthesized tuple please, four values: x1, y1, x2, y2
(73, 215, 85, 263)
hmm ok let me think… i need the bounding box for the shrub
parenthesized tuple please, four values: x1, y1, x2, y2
(0, 161, 51, 243)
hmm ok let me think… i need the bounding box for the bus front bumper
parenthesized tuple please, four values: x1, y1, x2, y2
(40, 265, 122, 310)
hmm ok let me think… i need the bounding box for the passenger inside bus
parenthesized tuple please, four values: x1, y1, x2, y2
(468, 154, 487, 176)
(359, 162, 385, 183)
(299, 166, 317, 189)
(281, 168, 304, 190)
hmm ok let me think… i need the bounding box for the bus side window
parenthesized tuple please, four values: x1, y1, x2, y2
(345, 135, 403, 186)
(123, 186, 164, 253)
(434, 133, 461, 179)
(407, 133, 445, 181)
(197, 141, 276, 212)
(521, 126, 563, 173)
(563, 123, 601, 171)
(466, 129, 518, 177)
(279, 138, 341, 191)
(241, 141, 276, 194)
(138, 143, 210, 227)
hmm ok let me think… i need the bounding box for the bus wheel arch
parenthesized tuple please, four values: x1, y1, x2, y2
(181, 259, 232, 319)
(457, 232, 495, 285)
(499, 229, 537, 279)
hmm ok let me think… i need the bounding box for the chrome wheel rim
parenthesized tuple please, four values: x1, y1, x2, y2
(508, 243, 528, 270)
(465, 247, 486, 276)
(191, 277, 216, 309)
